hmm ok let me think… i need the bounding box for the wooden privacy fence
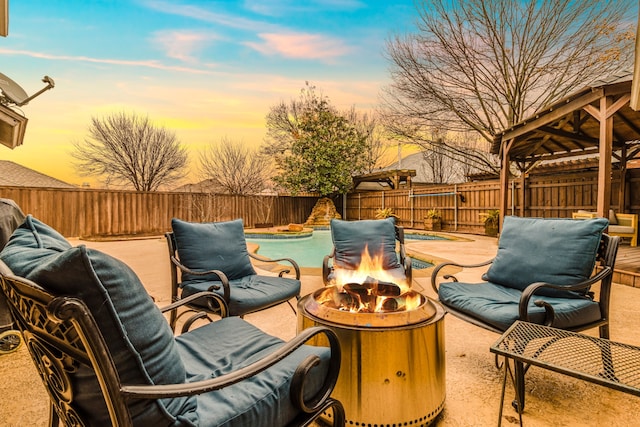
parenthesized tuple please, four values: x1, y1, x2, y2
(344, 181, 501, 234)
(344, 169, 638, 234)
(0, 186, 319, 238)
(2, 168, 637, 238)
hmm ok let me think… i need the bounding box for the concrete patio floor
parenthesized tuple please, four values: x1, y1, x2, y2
(1, 231, 640, 426)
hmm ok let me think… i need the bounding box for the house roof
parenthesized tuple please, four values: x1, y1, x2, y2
(491, 70, 640, 163)
(0, 160, 76, 188)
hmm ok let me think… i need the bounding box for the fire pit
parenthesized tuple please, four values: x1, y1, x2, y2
(297, 278, 446, 426)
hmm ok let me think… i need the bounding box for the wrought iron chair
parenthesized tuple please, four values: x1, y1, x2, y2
(166, 218, 301, 324)
(322, 218, 412, 286)
(0, 215, 345, 427)
(431, 216, 619, 412)
(0, 198, 25, 354)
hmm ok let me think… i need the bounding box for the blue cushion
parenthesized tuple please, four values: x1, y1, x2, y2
(0, 215, 71, 271)
(330, 218, 401, 271)
(175, 317, 331, 427)
(438, 281, 602, 331)
(180, 275, 300, 317)
(0, 217, 197, 425)
(485, 216, 608, 295)
(172, 218, 256, 282)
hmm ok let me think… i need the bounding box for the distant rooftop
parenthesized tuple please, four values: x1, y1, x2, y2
(0, 160, 76, 188)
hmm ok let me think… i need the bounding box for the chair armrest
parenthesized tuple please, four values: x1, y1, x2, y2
(120, 326, 342, 414)
(249, 252, 301, 279)
(518, 266, 613, 324)
(169, 256, 231, 301)
(572, 212, 598, 219)
(322, 252, 335, 286)
(160, 291, 229, 317)
(430, 259, 494, 293)
(615, 213, 638, 228)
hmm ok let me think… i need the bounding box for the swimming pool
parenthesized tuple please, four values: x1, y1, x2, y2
(246, 229, 441, 269)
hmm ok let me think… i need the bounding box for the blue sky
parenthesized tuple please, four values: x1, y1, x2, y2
(0, 0, 417, 186)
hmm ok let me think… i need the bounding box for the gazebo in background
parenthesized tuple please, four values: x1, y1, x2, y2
(492, 71, 640, 225)
(352, 169, 416, 190)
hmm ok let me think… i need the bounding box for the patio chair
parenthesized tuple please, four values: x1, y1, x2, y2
(322, 218, 412, 286)
(573, 210, 638, 246)
(0, 215, 345, 427)
(166, 218, 301, 324)
(431, 216, 619, 411)
(0, 198, 25, 354)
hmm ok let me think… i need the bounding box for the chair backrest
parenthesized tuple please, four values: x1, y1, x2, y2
(593, 233, 620, 321)
(165, 230, 181, 299)
(169, 218, 257, 283)
(484, 216, 610, 296)
(0, 260, 133, 426)
(327, 218, 410, 284)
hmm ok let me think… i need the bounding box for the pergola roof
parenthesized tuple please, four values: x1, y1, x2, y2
(492, 72, 640, 164)
(493, 70, 640, 220)
(352, 169, 416, 190)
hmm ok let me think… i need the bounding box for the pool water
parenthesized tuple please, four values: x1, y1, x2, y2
(247, 230, 334, 269)
(247, 229, 440, 269)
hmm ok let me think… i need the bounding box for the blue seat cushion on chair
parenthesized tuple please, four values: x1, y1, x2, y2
(0, 217, 197, 426)
(175, 317, 331, 427)
(438, 281, 603, 332)
(172, 218, 256, 282)
(485, 216, 608, 296)
(330, 218, 401, 271)
(180, 275, 301, 316)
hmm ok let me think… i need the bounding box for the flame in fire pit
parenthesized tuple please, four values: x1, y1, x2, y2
(322, 246, 421, 313)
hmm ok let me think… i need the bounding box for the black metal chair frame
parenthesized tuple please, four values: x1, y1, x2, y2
(165, 231, 301, 326)
(431, 234, 620, 412)
(322, 224, 412, 286)
(0, 260, 345, 427)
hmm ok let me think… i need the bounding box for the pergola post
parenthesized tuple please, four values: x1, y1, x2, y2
(596, 96, 614, 218)
(499, 140, 514, 227)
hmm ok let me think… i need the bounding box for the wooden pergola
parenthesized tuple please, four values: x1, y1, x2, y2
(352, 169, 416, 190)
(492, 72, 640, 224)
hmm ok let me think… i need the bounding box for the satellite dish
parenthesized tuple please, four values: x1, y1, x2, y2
(0, 72, 55, 149)
(0, 72, 29, 105)
(0, 72, 54, 107)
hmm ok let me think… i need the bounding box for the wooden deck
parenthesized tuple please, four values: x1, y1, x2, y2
(613, 244, 640, 288)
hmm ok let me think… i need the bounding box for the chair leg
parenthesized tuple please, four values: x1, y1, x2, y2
(287, 299, 297, 315)
(49, 403, 60, 427)
(497, 358, 523, 427)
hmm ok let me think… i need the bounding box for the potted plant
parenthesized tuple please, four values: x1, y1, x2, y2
(375, 208, 398, 220)
(480, 209, 500, 237)
(424, 208, 442, 231)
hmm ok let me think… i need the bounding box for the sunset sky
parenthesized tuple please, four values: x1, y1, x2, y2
(0, 0, 417, 187)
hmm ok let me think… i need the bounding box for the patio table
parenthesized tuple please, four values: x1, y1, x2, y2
(491, 320, 640, 426)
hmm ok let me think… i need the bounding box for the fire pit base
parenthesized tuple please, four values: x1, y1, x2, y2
(297, 291, 446, 427)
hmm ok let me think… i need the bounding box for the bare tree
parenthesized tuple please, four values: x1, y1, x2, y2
(383, 0, 635, 173)
(419, 131, 485, 183)
(199, 137, 273, 195)
(344, 107, 393, 173)
(72, 112, 188, 191)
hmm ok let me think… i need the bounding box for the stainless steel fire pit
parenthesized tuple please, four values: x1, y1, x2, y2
(297, 287, 446, 426)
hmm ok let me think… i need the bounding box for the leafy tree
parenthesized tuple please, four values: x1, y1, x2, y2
(264, 83, 369, 196)
(72, 112, 188, 191)
(383, 0, 635, 174)
(198, 137, 273, 195)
